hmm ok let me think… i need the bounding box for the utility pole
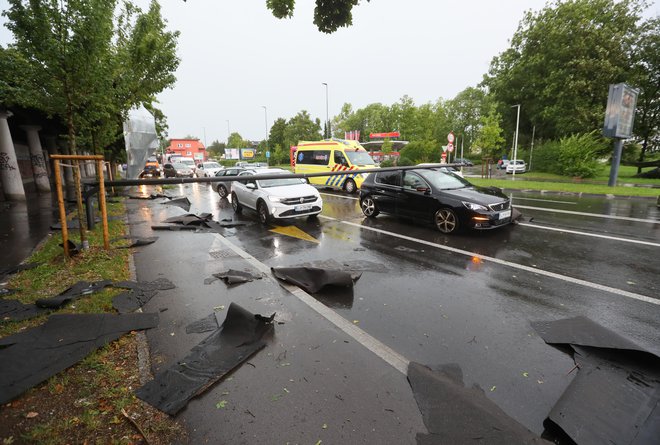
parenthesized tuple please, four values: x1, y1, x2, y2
(322, 82, 329, 138)
(261, 106, 268, 164)
(226, 120, 230, 145)
(512, 104, 521, 180)
(529, 125, 535, 171)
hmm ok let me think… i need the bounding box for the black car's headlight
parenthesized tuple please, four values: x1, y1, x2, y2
(462, 201, 488, 211)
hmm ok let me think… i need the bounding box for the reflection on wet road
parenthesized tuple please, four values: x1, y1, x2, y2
(135, 183, 660, 437)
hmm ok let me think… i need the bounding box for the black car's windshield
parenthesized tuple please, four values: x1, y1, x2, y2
(345, 151, 376, 166)
(419, 169, 472, 190)
(259, 177, 306, 188)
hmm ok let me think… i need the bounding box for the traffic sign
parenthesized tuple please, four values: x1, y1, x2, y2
(447, 143, 454, 153)
(442, 145, 448, 152)
(447, 132, 455, 143)
(266, 151, 271, 158)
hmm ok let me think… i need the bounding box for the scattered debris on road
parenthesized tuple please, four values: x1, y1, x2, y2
(271, 266, 361, 294)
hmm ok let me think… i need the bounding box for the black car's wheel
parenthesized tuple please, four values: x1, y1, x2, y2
(231, 192, 242, 213)
(217, 184, 228, 198)
(360, 197, 379, 218)
(344, 178, 357, 194)
(434, 208, 459, 234)
(257, 200, 271, 225)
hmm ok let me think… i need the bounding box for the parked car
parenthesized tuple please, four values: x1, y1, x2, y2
(140, 157, 160, 178)
(359, 167, 513, 234)
(215, 167, 252, 198)
(231, 168, 323, 224)
(453, 158, 473, 167)
(163, 162, 194, 178)
(506, 160, 527, 174)
(178, 157, 197, 175)
(196, 161, 223, 177)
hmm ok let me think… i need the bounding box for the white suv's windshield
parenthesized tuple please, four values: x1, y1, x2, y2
(345, 151, 376, 166)
(259, 178, 306, 188)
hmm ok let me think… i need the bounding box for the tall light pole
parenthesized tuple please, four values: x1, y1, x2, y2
(512, 104, 521, 180)
(261, 106, 268, 165)
(226, 120, 230, 144)
(322, 82, 329, 139)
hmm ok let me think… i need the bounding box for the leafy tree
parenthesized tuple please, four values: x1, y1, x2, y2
(228, 132, 249, 148)
(207, 139, 226, 158)
(472, 106, 506, 158)
(284, 110, 322, 148)
(445, 87, 490, 155)
(399, 140, 439, 164)
(269, 117, 288, 151)
(631, 16, 660, 172)
(381, 138, 393, 154)
(483, 0, 645, 140)
(266, 0, 369, 34)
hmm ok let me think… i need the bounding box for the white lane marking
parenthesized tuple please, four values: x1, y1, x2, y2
(320, 215, 659, 306)
(512, 197, 577, 205)
(320, 192, 359, 201)
(515, 204, 660, 224)
(211, 231, 410, 375)
(518, 223, 660, 247)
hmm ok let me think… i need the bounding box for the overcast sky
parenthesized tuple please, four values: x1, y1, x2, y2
(1, 0, 658, 144)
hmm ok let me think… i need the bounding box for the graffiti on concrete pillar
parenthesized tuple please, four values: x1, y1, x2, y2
(30, 153, 48, 178)
(0, 152, 17, 171)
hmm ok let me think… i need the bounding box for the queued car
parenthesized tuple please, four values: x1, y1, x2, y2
(359, 167, 513, 234)
(453, 158, 473, 167)
(215, 167, 251, 198)
(506, 160, 527, 174)
(196, 161, 223, 177)
(497, 159, 510, 170)
(163, 162, 194, 178)
(231, 168, 322, 224)
(140, 157, 161, 178)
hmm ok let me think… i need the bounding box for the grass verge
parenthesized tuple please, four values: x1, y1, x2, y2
(0, 200, 185, 445)
(468, 177, 660, 198)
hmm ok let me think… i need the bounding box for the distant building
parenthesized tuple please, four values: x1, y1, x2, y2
(166, 138, 207, 162)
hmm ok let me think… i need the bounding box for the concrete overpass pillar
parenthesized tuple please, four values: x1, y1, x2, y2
(21, 125, 51, 193)
(0, 111, 26, 201)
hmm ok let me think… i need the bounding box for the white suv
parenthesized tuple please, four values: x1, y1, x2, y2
(230, 168, 322, 224)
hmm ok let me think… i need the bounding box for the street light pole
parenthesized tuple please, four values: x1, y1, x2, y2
(226, 120, 230, 144)
(322, 82, 329, 138)
(261, 106, 268, 165)
(512, 104, 521, 180)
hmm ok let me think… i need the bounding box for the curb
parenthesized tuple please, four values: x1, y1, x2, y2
(498, 187, 659, 201)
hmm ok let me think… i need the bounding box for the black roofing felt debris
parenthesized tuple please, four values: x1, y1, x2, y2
(35, 280, 114, 309)
(0, 263, 40, 281)
(297, 259, 389, 273)
(58, 239, 81, 256)
(407, 362, 549, 445)
(205, 269, 263, 286)
(151, 225, 199, 231)
(185, 312, 222, 334)
(271, 266, 361, 294)
(112, 278, 175, 314)
(0, 312, 159, 405)
(111, 236, 159, 248)
(163, 197, 191, 212)
(136, 303, 274, 416)
(163, 213, 212, 226)
(0, 299, 48, 322)
(532, 316, 660, 445)
(128, 193, 172, 200)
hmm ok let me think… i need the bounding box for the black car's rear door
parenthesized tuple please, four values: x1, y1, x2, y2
(371, 171, 401, 214)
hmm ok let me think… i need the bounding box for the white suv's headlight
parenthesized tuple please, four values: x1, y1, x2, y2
(462, 201, 488, 211)
(268, 195, 282, 202)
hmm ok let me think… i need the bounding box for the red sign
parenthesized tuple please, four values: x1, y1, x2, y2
(369, 131, 400, 139)
(447, 143, 454, 153)
(447, 132, 455, 143)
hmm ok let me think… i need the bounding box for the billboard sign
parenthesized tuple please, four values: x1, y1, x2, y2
(240, 148, 255, 159)
(369, 131, 400, 139)
(225, 148, 240, 160)
(603, 83, 639, 139)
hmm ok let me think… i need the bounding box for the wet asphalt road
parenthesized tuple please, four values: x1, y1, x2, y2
(126, 183, 660, 444)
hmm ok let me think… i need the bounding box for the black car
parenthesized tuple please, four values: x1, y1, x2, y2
(453, 158, 473, 167)
(359, 168, 513, 234)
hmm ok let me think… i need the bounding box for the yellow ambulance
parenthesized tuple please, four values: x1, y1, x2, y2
(292, 139, 378, 193)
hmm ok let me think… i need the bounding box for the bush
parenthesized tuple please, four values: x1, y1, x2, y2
(397, 157, 415, 166)
(556, 132, 605, 178)
(380, 159, 395, 167)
